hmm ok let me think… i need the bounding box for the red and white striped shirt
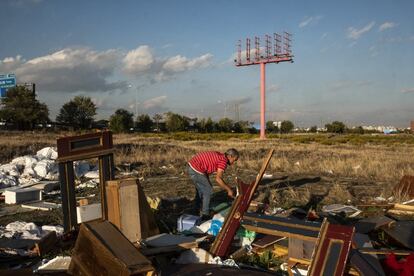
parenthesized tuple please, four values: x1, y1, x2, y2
(188, 151, 228, 175)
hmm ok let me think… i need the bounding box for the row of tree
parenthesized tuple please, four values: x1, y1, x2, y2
(0, 86, 365, 134)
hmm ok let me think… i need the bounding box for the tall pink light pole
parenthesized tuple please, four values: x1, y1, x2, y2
(235, 32, 293, 139)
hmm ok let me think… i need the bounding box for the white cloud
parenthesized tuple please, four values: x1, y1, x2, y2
(299, 16, 323, 28)
(402, 88, 414, 94)
(162, 53, 212, 72)
(123, 46, 213, 80)
(122, 45, 154, 74)
(0, 55, 24, 72)
(0, 48, 126, 93)
(1, 45, 214, 95)
(347, 21, 375, 40)
(143, 95, 167, 109)
(379, 22, 397, 32)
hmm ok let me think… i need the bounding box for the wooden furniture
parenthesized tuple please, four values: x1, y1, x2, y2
(68, 220, 154, 276)
(57, 131, 115, 231)
(105, 178, 159, 243)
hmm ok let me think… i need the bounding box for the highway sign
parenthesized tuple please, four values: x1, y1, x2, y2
(0, 73, 16, 97)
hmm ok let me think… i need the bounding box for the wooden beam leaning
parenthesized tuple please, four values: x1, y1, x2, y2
(241, 212, 322, 242)
(210, 149, 274, 257)
(57, 131, 115, 232)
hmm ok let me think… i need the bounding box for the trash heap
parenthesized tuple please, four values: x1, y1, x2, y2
(1, 136, 414, 275)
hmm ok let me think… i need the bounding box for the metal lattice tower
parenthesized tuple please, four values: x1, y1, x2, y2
(235, 32, 293, 139)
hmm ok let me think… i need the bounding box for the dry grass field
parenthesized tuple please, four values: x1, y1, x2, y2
(1, 131, 413, 211)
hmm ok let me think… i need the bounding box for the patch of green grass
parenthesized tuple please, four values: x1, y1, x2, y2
(239, 250, 285, 273)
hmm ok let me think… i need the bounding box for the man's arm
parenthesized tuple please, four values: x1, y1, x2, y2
(216, 169, 234, 198)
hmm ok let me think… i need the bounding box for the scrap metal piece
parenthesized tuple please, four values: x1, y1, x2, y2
(308, 219, 355, 276)
(210, 149, 274, 257)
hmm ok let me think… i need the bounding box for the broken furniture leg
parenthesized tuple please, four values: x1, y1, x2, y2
(210, 149, 274, 257)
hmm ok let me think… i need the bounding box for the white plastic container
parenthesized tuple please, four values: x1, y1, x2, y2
(177, 214, 201, 232)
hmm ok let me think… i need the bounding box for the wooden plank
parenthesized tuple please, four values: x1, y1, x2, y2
(57, 131, 113, 161)
(243, 212, 322, 231)
(393, 203, 414, 212)
(241, 214, 321, 241)
(288, 238, 315, 260)
(252, 235, 285, 249)
(68, 220, 154, 276)
(106, 178, 159, 243)
(106, 181, 121, 228)
(358, 248, 414, 256)
(139, 241, 199, 256)
(210, 149, 274, 257)
(308, 219, 355, 276)
(387, 209, 414, 219)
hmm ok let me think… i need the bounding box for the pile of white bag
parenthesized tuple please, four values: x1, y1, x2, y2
(0, 147, 99, 189)
(0, 221, 64, 240)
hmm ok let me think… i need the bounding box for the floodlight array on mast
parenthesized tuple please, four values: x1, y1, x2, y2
(234, 32, 293, 139)
(235, 32, 293, 66)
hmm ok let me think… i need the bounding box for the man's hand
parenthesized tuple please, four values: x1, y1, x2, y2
(216, 169, 235, 198)
(227, 188, 235, 198)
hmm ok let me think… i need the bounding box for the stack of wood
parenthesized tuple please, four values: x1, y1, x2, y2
(387, 203, 414, 219)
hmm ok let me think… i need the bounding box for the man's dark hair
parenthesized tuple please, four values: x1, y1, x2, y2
(225, 148, 239, 158)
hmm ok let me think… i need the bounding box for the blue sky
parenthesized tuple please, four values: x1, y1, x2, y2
(0, 0, 413, 127)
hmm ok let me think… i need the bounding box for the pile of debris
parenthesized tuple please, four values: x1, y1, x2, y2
(1, 132, 414, 276)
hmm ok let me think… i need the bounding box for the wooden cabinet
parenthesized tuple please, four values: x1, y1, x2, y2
(105, 178, 159, 243)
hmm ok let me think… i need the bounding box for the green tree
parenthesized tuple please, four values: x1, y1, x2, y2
(234, 121, 251, 133)
(165, 112, 189, 132)
(56, 96, 96, 129)
(153, 113, 163, 132)
(0, 86, 49, 130)
(109, 109, 134, 133)
(205, 117, 214, 133)
(136, 114, 153, 132)
(218, 118, 233, 132)
(310, 125, 318, 133)
(325, 121, 346, 133)
(280, 120, 294, 133)
(266, 121, 279, 133)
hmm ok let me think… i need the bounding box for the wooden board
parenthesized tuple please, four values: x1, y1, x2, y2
(308, 219, 355, 276)
(288, 238, 315, 260)
(241, 212, 322, 242)
(106, 178, 159, 243)
(252, 234, 285, 249)
(68, 220, 154, 276)
(57, 131, 113, 161)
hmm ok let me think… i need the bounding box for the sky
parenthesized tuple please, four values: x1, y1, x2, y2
(0, 0, 413, 128)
